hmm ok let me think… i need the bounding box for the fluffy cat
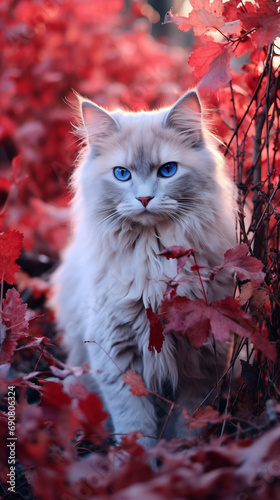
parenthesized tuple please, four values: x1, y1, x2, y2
(52, 90, 236, 447)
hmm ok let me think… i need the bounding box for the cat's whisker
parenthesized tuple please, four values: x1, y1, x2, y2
(97, 211, 119, 225)
(92, 212, 121, 238)
(177, 207, 234, 248)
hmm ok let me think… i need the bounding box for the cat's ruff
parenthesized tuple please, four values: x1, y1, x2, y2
(52, 90, 236, 447)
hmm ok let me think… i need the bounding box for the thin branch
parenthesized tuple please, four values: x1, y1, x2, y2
(224, 45, 273, 157)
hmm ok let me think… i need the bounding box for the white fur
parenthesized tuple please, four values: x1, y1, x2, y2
(51, 91, 236, 447)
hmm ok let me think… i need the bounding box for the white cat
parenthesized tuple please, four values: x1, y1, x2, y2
(52, 90, 236, 447)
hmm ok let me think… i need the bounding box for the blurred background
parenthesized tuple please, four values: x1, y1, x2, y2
(0, 0, 197, 260)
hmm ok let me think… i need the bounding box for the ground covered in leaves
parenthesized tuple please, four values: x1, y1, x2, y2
(0, 1, 280, 499)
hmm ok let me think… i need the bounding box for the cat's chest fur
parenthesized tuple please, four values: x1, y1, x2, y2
(89, 225, 205, 317)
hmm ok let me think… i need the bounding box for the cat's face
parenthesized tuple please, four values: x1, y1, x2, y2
(79, 91, 217, 231)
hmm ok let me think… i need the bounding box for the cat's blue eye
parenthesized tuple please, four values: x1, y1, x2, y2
(157, 162, 177, 178)
(113, 167, 131, 181)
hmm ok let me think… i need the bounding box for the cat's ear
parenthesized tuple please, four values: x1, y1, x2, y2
(80, 100, 118, 143)
(165, 90, 202, 145)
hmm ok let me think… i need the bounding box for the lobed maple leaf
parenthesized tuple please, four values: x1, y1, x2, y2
(239, 0, 280, 50)
(210, 244, 265, 282)
(160, 295, 210, 349)
(238, 282, 269, 314)
(164, 0, 225, 37)
(184, 406, 230, 430)
(0, 228, 23, 284)
(189, 41, 233, 92)
(146, 307, 164, 353)
(160, 294, 277, 362)
(198, 45, 233, 92)
(122, 369, 149, 396)
(1, 288, 29, 364)
(189, 41, 226, 80)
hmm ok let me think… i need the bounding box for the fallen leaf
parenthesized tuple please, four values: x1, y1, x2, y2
(186, 406, 230, 430)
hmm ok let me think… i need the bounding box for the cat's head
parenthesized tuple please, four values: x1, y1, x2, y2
(76, 91, 221, 233)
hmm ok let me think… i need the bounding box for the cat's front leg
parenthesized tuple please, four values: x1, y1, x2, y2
(99, 374, 158, 448)
(86, 329, 158, 448)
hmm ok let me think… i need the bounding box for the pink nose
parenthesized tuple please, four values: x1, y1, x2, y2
(137, 196, 154, 208)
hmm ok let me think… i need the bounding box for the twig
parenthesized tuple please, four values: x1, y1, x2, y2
(224, 45, 273, 157)
(193, 254, 208, 303)
(158, 402, 175, 441)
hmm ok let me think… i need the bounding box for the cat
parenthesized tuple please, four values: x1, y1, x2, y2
(52, 90, 236, 447)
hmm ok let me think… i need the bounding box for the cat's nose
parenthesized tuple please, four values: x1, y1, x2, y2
(137, 196, 154, 208)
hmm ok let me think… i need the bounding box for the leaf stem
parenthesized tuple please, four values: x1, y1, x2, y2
(193, 254, 208, 304)
(158, 402, 175, 442)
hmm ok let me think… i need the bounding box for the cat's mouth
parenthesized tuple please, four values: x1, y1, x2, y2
(131, 208, 167, 226)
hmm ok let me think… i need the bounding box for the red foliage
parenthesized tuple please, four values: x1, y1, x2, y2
(159, 291, 276, 361)
(152, 243, 277, 360)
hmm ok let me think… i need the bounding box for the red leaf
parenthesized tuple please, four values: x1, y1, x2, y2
(198, 45, 233, 92)
(164, 1, 224, 37)
(240, 0, 280, 50)
(0, 178, 13, 192)
(117, 431, 145, 454)
(158, 245, 196, 274)
(211, 244, 265, 281)
(158, 245, 195, 260)
(161, 295, 210, 349)
(146, 307, 164, 353)
(1, 288, 29, 363)
(190, 0, 224, 16)
(189, 41, 225, 80)
(186, 406, 230, 430)
(208, 297, 255, 341)
(0, 228, 23, 284)
(160, 294, 277, 361)
(238, 282, 268, 312)
(122, 370, 148, 396)
(78, 392, 108, 437)
(16, 336, 51, 351)
(40, 380, 71, 409)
